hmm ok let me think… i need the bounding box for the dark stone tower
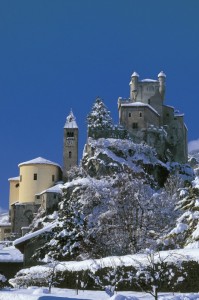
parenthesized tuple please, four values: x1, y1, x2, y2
(63, 110, 78, 179)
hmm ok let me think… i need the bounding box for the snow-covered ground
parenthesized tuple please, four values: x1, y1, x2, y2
(0, 287, 199, 300)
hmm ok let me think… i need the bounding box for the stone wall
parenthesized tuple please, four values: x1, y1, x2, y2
(10, 203, 40, 237)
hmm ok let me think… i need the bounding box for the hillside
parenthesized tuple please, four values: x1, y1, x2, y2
(27, 137, 194, 262)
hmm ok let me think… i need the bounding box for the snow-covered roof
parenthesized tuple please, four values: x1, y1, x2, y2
(14, 222, 57, 246)
(0, 213, 10, 226)
(121, 102, 160, 116)
(18, 157, 61, 168)
(141, 79, 158, 82)
(174, 112, 184, 117)
(0, 246, 23, 262)
(37, 183, 63, 195)
(158, 71, 166, 78)
(0, 223, 11, 227)
(64, 110, 78, 129)
(164, 104, 174, 109)
(131, 71, 139, 77)
(8, 176, 20, 181)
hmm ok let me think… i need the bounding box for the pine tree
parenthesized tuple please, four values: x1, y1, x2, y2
(87, 98, 114, 130)
(34, 190, 86, 261)
(164, 186, 199, 248)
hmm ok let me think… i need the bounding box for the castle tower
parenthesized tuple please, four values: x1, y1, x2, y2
(18, 157, 62, 204)
(63, 110, 78, 179)
(158, 71, 166, 100)
(129, 71, 139, 101)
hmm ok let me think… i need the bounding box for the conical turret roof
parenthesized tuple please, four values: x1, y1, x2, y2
(64, 110, 78, 129)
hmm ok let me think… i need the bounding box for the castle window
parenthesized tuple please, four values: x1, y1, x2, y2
(129, 113, 131, 117)
(69, 151, 72, 158)
(54, 194, 57, 199)
(52, 175, 55, 182)
(132, 122, 138, 129)
(148, 99, 150, 104)
(167, 113, 169, 117)
(139, 112, 142, 117)
(20, 175, 22, 182)
(15, 183, 19, 188)
(33, 173, 37, 180)
(36, 195, 40, 200)
(67, 132, 74, 137)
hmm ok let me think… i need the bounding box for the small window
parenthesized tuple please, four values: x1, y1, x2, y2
(69, 151, 72, 158)
(129, 112, 131, 117)
(166, 113, 169, 117)
(148, 99, 150, 104)
(33, 173, 37, 180)
(36, 195, 40, 199)
(20, 175, 22, 182)
(53, 194, 57, 199)
(139, 112, 142, 117)
(15, 183, 19, 188)
(67, 132, 74, 137)
(132, 123, 138, 129)
(52, 175, 55, 182)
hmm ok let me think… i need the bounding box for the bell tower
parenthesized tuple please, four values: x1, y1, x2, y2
(63, 110, 78, 179)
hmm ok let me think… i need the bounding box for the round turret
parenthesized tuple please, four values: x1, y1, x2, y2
(130, 71, 139, 101)
(158, 71, 166, 78)
(158, 71, 166, 100)
(18, 157, 62, 203)
(8, 176, 20, 207)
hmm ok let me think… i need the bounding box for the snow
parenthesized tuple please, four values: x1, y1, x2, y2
(37, 183, 64, 195)
(0, 287, 198, 300)
(14, 222, 57, 247)
(174, 113, 184, 117)
(131, 71, 139, 77)
(16, 248, 199, 275)
(158, 71, 166, 77)
(169, 223, 188, 235)
(0, 246, 23, 262)
(0, 213, 10, 226)
(8, 176, 20, 181)
(141, 79, 158, 82)
(64, 110, 78, 128)
(18, 157, 61, 168)
(120, 102, 160, 116)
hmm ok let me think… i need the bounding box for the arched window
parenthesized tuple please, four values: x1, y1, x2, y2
(69, 151, 72, 158)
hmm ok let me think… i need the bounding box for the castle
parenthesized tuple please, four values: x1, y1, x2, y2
(118, 71, 187, 163)
(1, 70, 188, 240)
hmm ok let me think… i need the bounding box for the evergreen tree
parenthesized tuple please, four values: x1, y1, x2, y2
(87, 98, 114, 130)
(34, 188, 86, 261)
(164, 186, 199, 248)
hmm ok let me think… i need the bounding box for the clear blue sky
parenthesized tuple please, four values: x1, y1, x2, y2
(0, 0, 199, 210)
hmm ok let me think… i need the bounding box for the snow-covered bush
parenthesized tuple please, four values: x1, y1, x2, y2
(132, 249, 187, 300)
